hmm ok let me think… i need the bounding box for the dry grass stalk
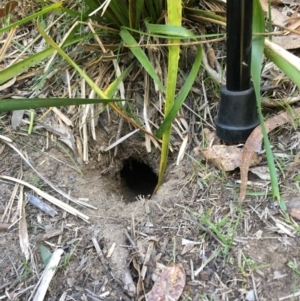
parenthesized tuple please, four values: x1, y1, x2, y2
(18, 186, 30, 260)
(0, 175, 89, 222)
(0, 27, 17, 62)
(52, 107, 73, 127)
(32, 248, 64, 301)
(0, 135, 95, 209)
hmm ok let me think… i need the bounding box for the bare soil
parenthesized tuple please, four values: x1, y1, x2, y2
(1, 119, 300, 301)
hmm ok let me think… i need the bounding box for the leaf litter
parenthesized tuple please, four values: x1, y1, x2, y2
(239, 107, 300, 201)
(193, 128, 261, 171)
(194, 108, 300, 222)
(147, 262, 186, 301)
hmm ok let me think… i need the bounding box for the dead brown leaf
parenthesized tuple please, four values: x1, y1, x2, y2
(193, 129, 261, 171)
(260, 0, 288, 26)
(262, 96, 300, 107)
(239, 108, 300, 201)
(194, 144, 261, 171)
(206, 47, 216, 69)
(287, 208, 300, 220)
(0, 1, 18, 18)
(286, 199, 300, 220)
(203, 128, 220, 145)
(286, 9, 300, 32)
(273, 35, 300, 50)
(147, 262, 186, 301)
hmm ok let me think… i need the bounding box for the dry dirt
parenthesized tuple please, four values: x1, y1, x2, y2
(1, 118, 300, 301)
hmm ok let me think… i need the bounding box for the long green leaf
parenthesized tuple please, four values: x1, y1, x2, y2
(0, 48, 53, 85)
(145, 20, 195, 38)
(120, 28, 165, 92)
(0, 33, 96, 85)
(121, 26, 224, 40)
(82, 0, 99, 10)
(105, 63, 134, 98)
(145, 0, 159, 23)
(155, 0, 182, 192)
(183, 7, 226, 23)
(155, 46, 202, 138)
(60, 7, 88, 18)
(153, 0, 163, 20)
(0, 98, 125, 112)
(264, 39, 300, 88)
(135, 0, 145, 30)
(37, 20, 108, 99)
(252, 0, 281, 203)
(108, 0, 129, 27)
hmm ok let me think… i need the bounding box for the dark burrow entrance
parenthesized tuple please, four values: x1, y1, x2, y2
(120, 157, 158, 200)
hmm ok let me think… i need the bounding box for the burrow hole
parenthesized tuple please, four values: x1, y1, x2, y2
(120, 157, 158, 200)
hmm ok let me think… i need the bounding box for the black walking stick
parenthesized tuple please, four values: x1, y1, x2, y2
(215, 0, 259, 143)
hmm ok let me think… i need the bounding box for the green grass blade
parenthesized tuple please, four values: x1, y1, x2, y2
(60, 7, 88, 18)
(37, 20, 108, 99)
(153, 0, 163, 19)
(108, 0, 130, 27)
(155, 0, 182, 192)
(0, 48, 54, 85)
(121, 25, 224, 40)
(145, 1, 159, 23)
(128, 0, 135, 28)
(0, 98, 125, 113)
(37, 20, 156, 138)
(264, 40, 300, 88)
(135, 0, 145, 29)
(183, 7, 226, 23)
(252, 0, 281, 203)
(0, 32, 96, 85)
(145, 19, 195, 38)
(267, 0, 272, 40)
(0, 2, 63, 34)
(120, 28, 165, 92)
(82, 0, 99, 10)
(155, 46, 202, 138)
(93, 0, 129, 28)
(105, 63, 134, 98)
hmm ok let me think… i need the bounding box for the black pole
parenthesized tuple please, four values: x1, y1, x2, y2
(215, 0, 259, 143)
(226, 0, 253, 91)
